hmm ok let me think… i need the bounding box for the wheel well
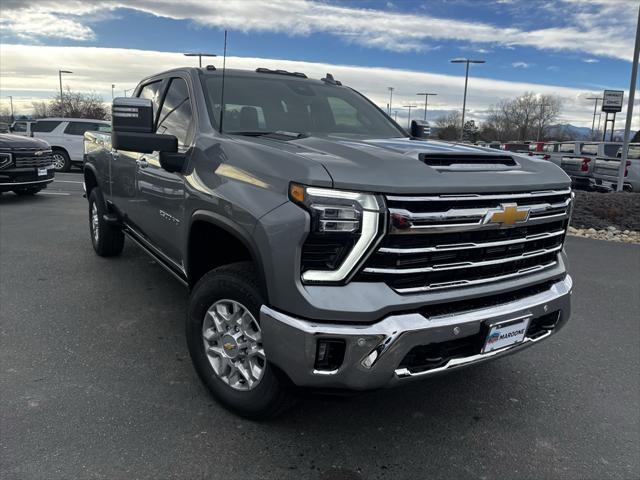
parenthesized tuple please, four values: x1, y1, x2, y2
(83, 168, 98, 197)
(51, 146, 69, 157)
(188, 220, 255, 287)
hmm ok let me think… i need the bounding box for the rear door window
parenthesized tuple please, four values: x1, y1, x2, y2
(559, 143, 574, 153)
(33, 120, 62, 133)
(580, 144, 598, 155)
(603, 144, 620, 157)
(64, 122, 109, 136)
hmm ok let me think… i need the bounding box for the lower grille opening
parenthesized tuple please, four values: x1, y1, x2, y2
(398, 310, 560, 374)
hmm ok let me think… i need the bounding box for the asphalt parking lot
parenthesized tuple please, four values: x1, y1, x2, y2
(1, 173, 639, 480)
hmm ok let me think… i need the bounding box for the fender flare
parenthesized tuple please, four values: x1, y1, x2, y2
(188, 210, 269, 300)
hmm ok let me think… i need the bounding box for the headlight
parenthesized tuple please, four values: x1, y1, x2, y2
(290, 183, 385, 284)
(0, 152, 12, 169)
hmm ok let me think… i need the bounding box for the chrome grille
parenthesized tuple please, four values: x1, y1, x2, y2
(13, 149, 54, 168)
(357, 189, 572, 293)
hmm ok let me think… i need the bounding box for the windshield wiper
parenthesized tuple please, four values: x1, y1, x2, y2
(229, 130, 307, 140)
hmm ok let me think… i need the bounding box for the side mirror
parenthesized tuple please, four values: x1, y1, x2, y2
(410, 120, 430, 139)
(111, 97, 178, 154)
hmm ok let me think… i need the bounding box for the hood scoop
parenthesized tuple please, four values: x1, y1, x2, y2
(419, 153, 518, 171)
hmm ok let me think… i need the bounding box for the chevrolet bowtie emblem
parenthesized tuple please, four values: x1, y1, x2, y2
(223, 342, 236, 351)
(486, 203, 530, 226)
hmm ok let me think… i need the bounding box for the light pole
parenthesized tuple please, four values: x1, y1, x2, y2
(388, 87, 394, 114)
(586, 96, 602, 138)
(403, 104, 417, 129)
(393, 110, 398, 121)
(183, 52, 217, 68)
(59, 70, 73, 99)
(450, 58, 485, 141)
(7, 95, 14, 123)
(111, 84, 115, 100)
(416, 92, 437, 121)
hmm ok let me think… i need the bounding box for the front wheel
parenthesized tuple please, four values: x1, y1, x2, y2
(88, 188, 124, 257)
(186, 262, 295, 419)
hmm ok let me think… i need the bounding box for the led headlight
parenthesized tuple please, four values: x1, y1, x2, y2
(290, 183, 385, 284)
(0, 152, 12, 169)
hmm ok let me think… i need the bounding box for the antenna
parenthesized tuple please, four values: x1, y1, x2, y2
(219, 29, 228, 133)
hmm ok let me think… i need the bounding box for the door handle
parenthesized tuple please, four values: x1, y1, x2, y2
(137, 158, 149, 169)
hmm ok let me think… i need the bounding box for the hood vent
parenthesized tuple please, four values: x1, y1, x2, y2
(419, 153, 517, 171)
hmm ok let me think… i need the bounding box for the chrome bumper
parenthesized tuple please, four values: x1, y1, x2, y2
(260, 275, 572, 390)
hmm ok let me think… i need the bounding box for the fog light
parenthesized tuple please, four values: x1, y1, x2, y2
(314, 339, 346, 371)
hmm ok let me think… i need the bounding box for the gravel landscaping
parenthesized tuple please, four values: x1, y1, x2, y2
(569, 190, 640, 244)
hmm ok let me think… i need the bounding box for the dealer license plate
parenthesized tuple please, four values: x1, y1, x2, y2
(38, 168, 47, 176)
(482, 316, 530, 353)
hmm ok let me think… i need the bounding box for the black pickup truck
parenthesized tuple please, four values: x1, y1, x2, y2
(0, 134, 55, 195)
(84, 67, 573, 418)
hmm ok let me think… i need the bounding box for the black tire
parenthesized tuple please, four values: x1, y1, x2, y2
(13, 187, 42, 195)
(88, 188, 124, 257)
(187, 262, 295, 419)
(52, 149, 71, 172)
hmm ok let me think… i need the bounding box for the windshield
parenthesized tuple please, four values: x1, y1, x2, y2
(204, 74, 405, 139)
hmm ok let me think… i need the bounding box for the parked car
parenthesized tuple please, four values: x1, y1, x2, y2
(0, 133, 55, 195)
(500, 142, 529, 152)
(548, 141, 621, 189)
(593, 143, 640, 192)
(32, 118, 111, 172)
(9, 120, 35, 136)
(84, 66, 573, 418)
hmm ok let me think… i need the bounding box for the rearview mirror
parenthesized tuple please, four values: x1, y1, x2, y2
(111, 97, 178, 154)
(410, 120, 431, 139)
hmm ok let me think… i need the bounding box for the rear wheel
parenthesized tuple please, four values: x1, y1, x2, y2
(52, 149, 71, 172)
(88, 188, 124, 257)
(186, 262, 295, 419)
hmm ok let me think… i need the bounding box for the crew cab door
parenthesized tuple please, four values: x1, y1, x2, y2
(110, 79, 165, 217)
(132, 76, 192, 266)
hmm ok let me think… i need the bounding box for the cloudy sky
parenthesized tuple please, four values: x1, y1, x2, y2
(0, 0, 638, 128)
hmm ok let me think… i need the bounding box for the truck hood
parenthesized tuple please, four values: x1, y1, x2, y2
(252, 135, 571, 194)
(0, 134, 49, 150)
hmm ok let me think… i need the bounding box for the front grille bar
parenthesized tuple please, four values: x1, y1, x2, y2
(395, 261, 558, 293)
(379, 229, 566, 254)
(386, 188, 571, 202)
(363, 244, 562, 275)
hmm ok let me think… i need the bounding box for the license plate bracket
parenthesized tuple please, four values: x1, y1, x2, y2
(482, 315, 531, 353)
(37, 167, 47, 176)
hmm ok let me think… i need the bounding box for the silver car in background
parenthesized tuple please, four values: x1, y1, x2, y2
(593, 143, 640, 192)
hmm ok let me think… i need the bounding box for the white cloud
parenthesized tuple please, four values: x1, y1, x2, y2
(1, 44, 636, 130)
(0, 0, 636, 60)
(512, 62, 530, 68)
(583, 58, 599, 63)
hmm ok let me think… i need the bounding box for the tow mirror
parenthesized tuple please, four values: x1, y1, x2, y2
(111, 97, 178, 154)
(410, 120, 430, 139)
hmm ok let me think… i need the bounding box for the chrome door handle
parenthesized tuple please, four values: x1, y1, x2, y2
(137, 158, 149, 169)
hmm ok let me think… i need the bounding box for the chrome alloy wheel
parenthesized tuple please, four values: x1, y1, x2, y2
(91, 201, 100, 244)
(202, 299, 266, 391)
(53, 153, 66, 170)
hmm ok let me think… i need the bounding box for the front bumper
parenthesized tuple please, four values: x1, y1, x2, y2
(260, 275, 572, 390)
(0, 166, 55, 190)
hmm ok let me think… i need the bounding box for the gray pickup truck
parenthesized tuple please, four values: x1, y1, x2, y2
(83, 67, 574, 418)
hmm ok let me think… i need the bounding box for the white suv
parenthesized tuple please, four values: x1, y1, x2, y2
(32, 118, 110, 172)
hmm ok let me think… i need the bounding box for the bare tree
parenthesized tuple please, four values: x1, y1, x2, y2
(435, 111, 461, 140)
(39, 88, 109, 120)
(31, 101, 50, 119)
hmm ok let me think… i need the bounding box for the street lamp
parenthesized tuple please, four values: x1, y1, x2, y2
(586, 96, 603, 138)
(7, 95, 14, 123)
(403, 104, 417, 129)
(450, 58, 485, 141)
(58, 69, 73, 101)
(183, 52, 217, 68)
(416, 92, 437, 121)
(387, 87, 394, 114)
(111, 84, 115, 100)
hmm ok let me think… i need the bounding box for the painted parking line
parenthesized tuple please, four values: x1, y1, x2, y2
(40, 191, 72, 196)
(54, 180, 84, 184)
